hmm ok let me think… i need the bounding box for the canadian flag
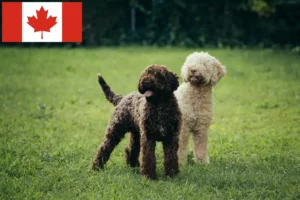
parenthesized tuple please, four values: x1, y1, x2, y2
(2, 2, 82, 42)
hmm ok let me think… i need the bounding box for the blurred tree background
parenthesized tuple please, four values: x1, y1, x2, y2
(1, 0, 300, 48)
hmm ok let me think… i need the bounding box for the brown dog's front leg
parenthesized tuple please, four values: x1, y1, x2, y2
(140, 134, 157, 180)
(163, 137, 179, 177)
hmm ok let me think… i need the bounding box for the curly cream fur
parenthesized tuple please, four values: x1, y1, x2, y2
(174, 52, 226, 164)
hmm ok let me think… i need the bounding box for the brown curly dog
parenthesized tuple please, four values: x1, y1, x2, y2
(92, 65, 182, 180)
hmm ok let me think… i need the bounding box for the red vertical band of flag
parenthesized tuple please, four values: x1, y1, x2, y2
(62, 2, 82, 42)
(2, 2, 22, 42)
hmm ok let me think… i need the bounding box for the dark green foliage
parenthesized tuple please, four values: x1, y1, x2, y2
(1, 0, 300, 47)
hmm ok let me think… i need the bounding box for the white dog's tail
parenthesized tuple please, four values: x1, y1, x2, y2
(97, 74, 123, 106)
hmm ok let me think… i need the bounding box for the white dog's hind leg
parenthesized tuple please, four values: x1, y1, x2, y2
(192, 127, 210, 164)
(178, 124, 190, 164)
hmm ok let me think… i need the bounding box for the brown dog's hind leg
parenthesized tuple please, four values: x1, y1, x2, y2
(92, 118, 127, 170)
(163, 137, 179, 178)
(125, 131, 140, 167)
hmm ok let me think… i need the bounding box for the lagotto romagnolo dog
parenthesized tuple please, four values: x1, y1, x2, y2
(174, 52, 226, 164)
(92, 65, 182, 180)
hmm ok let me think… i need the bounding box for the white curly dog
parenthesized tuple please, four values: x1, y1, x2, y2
(175, 52, 226, 164)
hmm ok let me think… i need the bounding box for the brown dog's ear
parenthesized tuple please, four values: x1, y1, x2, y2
(137, 74, 144, 94)
(169, 72, 180, 91)
(210, 58, 226, 86)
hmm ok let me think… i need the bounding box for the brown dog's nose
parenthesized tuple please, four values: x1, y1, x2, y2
(191, 69, 196, 74)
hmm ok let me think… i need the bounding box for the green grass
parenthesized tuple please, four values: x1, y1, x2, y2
(0, 47, 299, 200)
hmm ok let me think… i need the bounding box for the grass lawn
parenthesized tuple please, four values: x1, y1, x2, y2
(0, 47, 299, 199)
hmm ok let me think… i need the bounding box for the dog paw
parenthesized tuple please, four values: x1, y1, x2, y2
(91, 161, 102, 171)
(142, 174, 157, 180)
(165, 170, 179, 178)
(193, 157, 210, 164)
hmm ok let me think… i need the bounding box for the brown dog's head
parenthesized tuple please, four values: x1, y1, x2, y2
(138, 65, 179, 103)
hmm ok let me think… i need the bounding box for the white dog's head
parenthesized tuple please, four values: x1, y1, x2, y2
(181, 52, 226, 86)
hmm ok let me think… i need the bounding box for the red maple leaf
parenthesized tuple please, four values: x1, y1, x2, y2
(27, 6, 57, 39)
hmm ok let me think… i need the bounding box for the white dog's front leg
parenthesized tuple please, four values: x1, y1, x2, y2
(192, 126, 210, 164)
(177, 124, 190, 164)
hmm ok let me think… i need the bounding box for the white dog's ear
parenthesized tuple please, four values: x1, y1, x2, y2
(181, 72, 188, 82)
(210, 58, 226, 86)
(180, 65, 189, 82)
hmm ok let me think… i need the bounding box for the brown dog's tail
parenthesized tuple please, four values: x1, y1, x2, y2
(97, 74, 123, 106)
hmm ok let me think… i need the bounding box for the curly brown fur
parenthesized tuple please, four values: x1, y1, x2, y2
(92, 65, 182, 180)
(97, 74, 123, 106)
